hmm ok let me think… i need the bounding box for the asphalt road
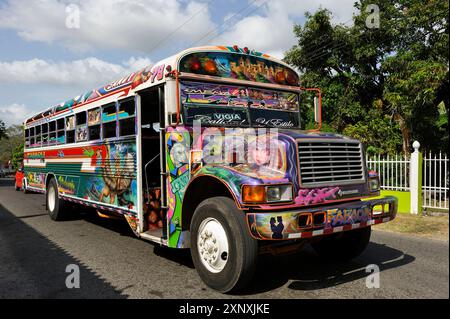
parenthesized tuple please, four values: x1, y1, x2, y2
(0, 177, 448, 299)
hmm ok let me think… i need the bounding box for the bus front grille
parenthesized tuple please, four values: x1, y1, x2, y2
(297, 139, 365, 187)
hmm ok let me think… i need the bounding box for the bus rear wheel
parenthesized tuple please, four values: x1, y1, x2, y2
(22, 180, 29, 194)
(190, 197, 258, 293)
(46, 178, 68, 221)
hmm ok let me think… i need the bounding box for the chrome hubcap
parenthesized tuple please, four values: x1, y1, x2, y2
(48, 186, 56, 212)
(197, 217, 229, 273)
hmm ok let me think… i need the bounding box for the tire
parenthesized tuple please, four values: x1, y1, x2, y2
(46, 178, 68, 221)
(22, 179, 29, 194)
(190, 197, 258, 293)
(311, 226, 371, 262)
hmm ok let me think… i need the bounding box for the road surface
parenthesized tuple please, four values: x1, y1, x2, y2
(0, 177, 448, 298)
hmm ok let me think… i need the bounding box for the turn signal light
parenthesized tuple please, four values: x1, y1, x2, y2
(242, 185, 265, 203)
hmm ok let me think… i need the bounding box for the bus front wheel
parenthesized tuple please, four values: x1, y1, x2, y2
(190, 197, 258, 293)
(46, 178, 68, 221)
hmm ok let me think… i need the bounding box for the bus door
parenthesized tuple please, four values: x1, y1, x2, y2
(138, 86, 167, 239)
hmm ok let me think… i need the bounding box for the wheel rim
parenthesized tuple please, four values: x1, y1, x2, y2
(48, 185, 56, 212)
(197, 217, 229, 273)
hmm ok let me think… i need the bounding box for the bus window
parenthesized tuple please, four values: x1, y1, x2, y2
(88, 108, 101, 141)
(41, 123, 48, 146)
(29, 127, 35, 148)
(66, 116, 75, 143)
(56, 118, 64, 130)
(76, 112, 87, 142)
(102, 103, 117, 139)
(57, 130, 65, 144)
(35, 125, 42, 147)
(102, 103, 117, 122)
(48, 121, 56, 145)
(25, 128, 30, 148)
(103, 122, 116, 139)
(118, 98, 135, 137)
(56, 118, 65, 144)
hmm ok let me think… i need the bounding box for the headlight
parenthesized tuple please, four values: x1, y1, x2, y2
(266, 185, 293, 202)
(369, 177, 380, 192)
(242, 184, 293, 203)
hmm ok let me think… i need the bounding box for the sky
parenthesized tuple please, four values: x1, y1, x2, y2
(0, 0, 358, 126)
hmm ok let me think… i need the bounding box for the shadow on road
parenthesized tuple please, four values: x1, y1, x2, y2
(1, 177, 416, 297)
(0, 200, 127, 298)
(233, 239, 415, 295)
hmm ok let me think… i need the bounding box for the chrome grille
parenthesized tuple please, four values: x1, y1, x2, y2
(298, 139, 365, 187)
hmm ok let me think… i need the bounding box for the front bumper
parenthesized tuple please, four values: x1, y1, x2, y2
(246, 196, 398, 240)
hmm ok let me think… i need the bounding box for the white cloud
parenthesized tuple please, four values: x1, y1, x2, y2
(0, 0, 215, 53)
(213, 0, 358, 59)
(0, 56, 153, 125)
(0, 103, 30, 126)
(0, 56, 152, 86)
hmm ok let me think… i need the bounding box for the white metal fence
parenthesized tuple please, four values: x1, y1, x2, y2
(366, 154, 410, 191)
(423, 152, 449, 211)
(367, 151, 449, 212)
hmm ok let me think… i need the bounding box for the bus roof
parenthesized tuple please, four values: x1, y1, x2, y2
(24, 45, 300, 126)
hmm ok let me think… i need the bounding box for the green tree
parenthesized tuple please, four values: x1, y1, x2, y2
(284, 0, 449, 155)
(0, 120, 6, 140)
(11, 142, 24, 170)
(0, 124, 24, 168)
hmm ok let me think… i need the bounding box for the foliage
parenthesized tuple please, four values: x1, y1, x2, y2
(11, 142, 24, 170)
(284, 0, 449, 155)
(0, 120, 6, 140)
(0, 124, 24, 169)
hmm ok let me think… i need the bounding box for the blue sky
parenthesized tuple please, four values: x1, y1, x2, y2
(0, 0, 357, 125)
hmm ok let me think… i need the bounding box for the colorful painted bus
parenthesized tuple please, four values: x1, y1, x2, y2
(22, 45, 397, 292)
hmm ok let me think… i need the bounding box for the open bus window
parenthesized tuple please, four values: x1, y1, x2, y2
(49, 121, 56, 132)
(28, 127, 35, 148)
(89, 125, 100, 140)
(41, 124, 48, 146)
(25, 128, 30, 148)
(118, 98, 136, 136)
(66, 116, 75, 131)
(88, 108, 101, 141)
(56, 118, 65, 144)
(47, 121, 56, 145)
(119, 117, 135, 136)
(33, 125, 42, 147)
(57, 118, 64, 130)
(88, 108, 101, 126)
(118, 99, 135, 118)
(66, 130, 75, 144)
(103, 121, 116, 139)
(102, 103, 117, 139)
(66, 115, 75, 143)
(76, 112, 87, 142)
(57, 130, 65, 144)
(102, 103, 117, 122)
(76, 126, 87, 142)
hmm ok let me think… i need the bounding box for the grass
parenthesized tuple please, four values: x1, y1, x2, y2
(374, 213, 449, 241)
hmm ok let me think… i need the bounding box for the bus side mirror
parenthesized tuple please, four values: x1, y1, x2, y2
(314, 96, 321, 124)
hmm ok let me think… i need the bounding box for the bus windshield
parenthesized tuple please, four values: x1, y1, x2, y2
(181, 81, 300, 128)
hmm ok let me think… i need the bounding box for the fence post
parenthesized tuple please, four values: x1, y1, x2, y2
(410, 141, 423, 214)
